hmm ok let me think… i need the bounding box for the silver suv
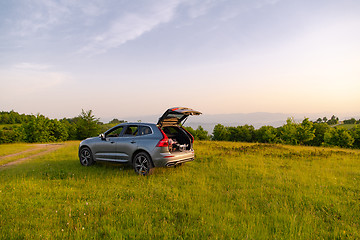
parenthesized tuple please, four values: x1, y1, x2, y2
(79, 107, 201, 175)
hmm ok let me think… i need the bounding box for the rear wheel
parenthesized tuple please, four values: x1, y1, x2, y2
(79, 147, 94, 166)
(133, 152, 154, 175)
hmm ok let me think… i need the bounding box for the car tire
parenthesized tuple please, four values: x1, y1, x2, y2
(79, 147, 95, 166)
(133, 152, 154, 176)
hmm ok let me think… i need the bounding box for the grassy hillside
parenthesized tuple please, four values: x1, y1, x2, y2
(335, 123, 358, 130)
(0, 141, 359, 239)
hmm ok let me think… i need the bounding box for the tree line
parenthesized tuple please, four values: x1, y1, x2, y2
(208, 117, 360, 149)
(0, 110, 104, 143)
(185, 116, 360, 149)
(1, 110, 359, 149)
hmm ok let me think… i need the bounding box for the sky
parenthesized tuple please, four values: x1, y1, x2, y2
(1, 0, 359, 121)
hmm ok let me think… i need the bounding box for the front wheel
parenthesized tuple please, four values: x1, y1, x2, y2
(133, 152, 154, 175)
(79, 147, 95, 166)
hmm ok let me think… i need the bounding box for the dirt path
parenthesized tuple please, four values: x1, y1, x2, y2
(0, 144, 64, 168)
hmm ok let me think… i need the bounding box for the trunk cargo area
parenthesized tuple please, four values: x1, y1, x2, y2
(162, 126, 192, 153)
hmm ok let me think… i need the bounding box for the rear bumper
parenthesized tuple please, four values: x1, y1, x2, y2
(165, 157, 194, 167)
(152, 150, 195, 167)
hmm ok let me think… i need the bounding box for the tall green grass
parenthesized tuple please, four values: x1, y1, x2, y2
(0, 141, 359, 239)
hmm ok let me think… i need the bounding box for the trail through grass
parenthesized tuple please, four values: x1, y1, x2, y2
(0, 141, 359, 239)
(0, 143, 63, 166)
(0, 143, 35, 157)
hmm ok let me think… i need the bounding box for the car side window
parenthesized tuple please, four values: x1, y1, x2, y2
(139, 126, 152, 136)
(106, 126, 124, 137)
(124, 125, 139, 136)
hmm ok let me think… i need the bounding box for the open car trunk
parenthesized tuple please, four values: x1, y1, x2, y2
(158, 107, 201, 153)
(157, 107, 202, 128)
(162, 126, 193, 153)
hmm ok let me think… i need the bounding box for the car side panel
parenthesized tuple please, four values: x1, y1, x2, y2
(91, 137, 118, 161)
(114, 136, 138, 162)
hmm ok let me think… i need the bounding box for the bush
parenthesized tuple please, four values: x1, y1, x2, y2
(22, 115, 69, 143)
(255, 126, 278, 143)
(212, 124, 229, 141)
(75, 110, 101, 140)
(184, 126, 210, 140)
(324, 128, 354, 148)
(309, 123, 330, 146)
(349, 125, 360, 148)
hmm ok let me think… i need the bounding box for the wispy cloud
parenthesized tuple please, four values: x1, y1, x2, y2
(184, 0, 221, 19)
(14, 0, 70, 36)
(12, 0, 106, 36)
(79, 0, 185, 56)
(219, 0, 282, 21)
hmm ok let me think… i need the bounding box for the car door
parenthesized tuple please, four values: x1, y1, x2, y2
(113, 125, 139, 162)
(93, 126, 124, 161)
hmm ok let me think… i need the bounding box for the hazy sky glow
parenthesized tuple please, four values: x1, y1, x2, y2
(1, 0, 359, 120)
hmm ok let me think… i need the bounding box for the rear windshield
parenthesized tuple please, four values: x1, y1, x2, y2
(166, 113, 184, 120)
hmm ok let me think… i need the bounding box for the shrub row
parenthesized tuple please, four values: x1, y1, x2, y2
(210, 118, 360, 149)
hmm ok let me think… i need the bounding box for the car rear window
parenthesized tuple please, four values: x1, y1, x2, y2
(139, 126, 152, 136)
(166, 113, 184, 120)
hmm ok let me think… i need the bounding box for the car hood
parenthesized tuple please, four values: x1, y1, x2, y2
(157, 107, 202, 127)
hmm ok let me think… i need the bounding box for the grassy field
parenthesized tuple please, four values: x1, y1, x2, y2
(335, 123, 359, 130)
(0, 141, 359, 239)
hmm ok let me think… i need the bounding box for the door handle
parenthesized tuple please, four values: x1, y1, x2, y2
(110, 141, 115, 144)
(131, 141, 136, 144)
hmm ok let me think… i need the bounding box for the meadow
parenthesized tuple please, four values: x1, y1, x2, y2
(0, 141, 359, 239)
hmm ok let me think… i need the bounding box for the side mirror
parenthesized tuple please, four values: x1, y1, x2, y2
(99, 133, 105, 140)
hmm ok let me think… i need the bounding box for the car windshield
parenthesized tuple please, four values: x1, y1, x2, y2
(106, 126, 124, 137)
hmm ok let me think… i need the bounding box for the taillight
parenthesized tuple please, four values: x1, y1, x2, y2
(156, 127, 169, 147)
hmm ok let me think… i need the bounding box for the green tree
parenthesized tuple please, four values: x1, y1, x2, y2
(296, 118, 315, 145)
(22, 114, 51, 142)
(109, 118, 126, 124)
(324, 128, 354, 148)
(22, 115, 69, 143)
(327, 115, 339, 125)
(349, 125, 360, 149)
(236, 125, 255, 142)
(195, 126, 210, 140)
(75, 109, 100, 140)
(279, 118, 298, 145)
(255, 126, 278, 143)
(227, 126, 240, 142)
(0, 126, 24, 143)
(343, 118, 356, 124)
(316, 118, 323, 123)
(212, 124, 229, 141)
(48, 119, 69, 141)
(60, 119, 77, 140)
(309, 122, 330, 146)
